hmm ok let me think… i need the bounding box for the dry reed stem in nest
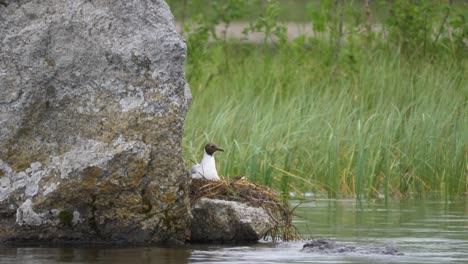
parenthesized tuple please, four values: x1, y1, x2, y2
(190, 176, 301, 242)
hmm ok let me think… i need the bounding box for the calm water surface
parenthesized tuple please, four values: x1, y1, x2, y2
(1, 199, 467, 264)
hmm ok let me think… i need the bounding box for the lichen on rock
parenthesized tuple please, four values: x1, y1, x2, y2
(0, 0, 191, 244)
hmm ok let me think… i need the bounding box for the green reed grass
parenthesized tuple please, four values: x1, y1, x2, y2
(182, 43, 467, 200)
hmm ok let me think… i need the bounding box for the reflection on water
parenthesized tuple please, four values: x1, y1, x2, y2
(1, 199, 467, 264)
(0, 246, 191, 264)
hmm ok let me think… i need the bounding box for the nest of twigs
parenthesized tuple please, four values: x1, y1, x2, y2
(190, 176, 301, 242)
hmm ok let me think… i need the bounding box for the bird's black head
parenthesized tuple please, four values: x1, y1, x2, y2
(205, 143, 224, 156)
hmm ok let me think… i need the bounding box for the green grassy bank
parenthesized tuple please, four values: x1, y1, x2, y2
(182, 43, 467, 200)
(175, 0, 468, 200)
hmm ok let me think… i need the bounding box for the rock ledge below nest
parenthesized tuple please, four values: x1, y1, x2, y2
(188, 178, 300, 243)
(190, 198, 274, 242)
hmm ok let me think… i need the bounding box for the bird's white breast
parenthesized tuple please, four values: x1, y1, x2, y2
(190, 152, 220, 180)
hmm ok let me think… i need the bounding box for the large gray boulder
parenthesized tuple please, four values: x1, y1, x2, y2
(0, 0, 191, 243)
(190, 198, 274, 242)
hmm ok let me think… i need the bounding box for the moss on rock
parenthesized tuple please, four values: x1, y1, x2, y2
(58, 210, 73, 226)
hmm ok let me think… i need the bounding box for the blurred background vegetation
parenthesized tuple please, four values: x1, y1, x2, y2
(165, 0, 467, 201)
(167, 0, 467, 22)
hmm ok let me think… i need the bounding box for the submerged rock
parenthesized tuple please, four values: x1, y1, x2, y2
(302, 239, 403, 255)
(190, 198, 274, 242)
(0, 0, 191, 243)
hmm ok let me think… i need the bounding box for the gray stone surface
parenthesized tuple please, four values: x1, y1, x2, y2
(0, 0, 191, 243)
(302, 239, 404, 255)
(190, 198, 274, 242)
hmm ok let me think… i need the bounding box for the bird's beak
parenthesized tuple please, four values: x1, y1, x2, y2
(216, 147, 224, 152)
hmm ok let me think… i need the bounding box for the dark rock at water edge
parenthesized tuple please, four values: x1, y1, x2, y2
(190, 198, 275, 242)
(0, 0, 191, 243)
(303, 239, 404, 255)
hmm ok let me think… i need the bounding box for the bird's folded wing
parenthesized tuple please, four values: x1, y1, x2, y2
(190, 163, 202, 176)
